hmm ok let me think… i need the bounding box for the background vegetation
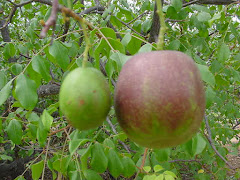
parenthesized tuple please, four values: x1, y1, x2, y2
(0, 0, 239, 179)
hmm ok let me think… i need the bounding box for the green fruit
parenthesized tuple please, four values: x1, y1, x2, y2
(114, 51, 205, 149)
(59, 67, 111, 130)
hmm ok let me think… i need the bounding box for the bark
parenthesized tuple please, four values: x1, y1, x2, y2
(148, 2, 160, 43)
(38, 84, 60, 97)
(0, 20, 11, 42)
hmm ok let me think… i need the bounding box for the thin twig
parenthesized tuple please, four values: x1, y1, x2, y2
(40, 0, 58, 38)
(204, 115, 234, 169)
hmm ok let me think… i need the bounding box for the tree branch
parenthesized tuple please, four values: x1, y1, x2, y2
(37, 84, 60, 97)
(204, 115, 234, 169)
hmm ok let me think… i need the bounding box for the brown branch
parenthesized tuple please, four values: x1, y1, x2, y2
(37, 84, 60, 97)
(204, 115, 234, 169)
(49, 124, 71, 136)
(40, 0, 58, 38)
(106, 117, 133, 153)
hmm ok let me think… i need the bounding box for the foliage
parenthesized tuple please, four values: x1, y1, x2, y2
(0, 0, 239, 179)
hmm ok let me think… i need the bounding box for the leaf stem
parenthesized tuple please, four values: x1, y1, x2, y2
(156, 0, 167, 50)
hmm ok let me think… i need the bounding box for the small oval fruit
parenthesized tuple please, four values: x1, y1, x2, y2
(114, 51, 205, 149)
(59, 67, 111, 130)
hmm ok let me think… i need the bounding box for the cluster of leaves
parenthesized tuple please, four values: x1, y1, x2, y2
(0, 0, 239, 179)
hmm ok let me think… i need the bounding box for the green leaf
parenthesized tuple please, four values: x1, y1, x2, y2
(15, 74, 38, 110)
(154, 148, 171, 162)
(138, 44, 152, 53)
(100, 27, 116, 39)
(108, 149, 123, 178)
(156, 174, 164, 180)
(171, 0, 182, 12)
(230, 23, 240, 43)
(32, 55, 51, 82)
(167, 40, 180, 50)
(192, 133, 207, 156)
(110, 52, 131, 72)
(127, 33, 144, 55)
(0, 71, 7, 89)
(69, 139, 90, 156)
(0, 154, 13, 161)
(143, 174, 157, 180)
(41, 110, 53, 131)
(103, 138, 115, 149)
(206, 86, 216, 108)
(11, 64, 23, 75)
(217, 43, 230, 62)
(90, 142, 108, 173)
(37, 119, 48, 147)
(142, 19, 152, 33)
(164, 174, 175, 180)
(122, 156, 136, 178)
(84, 169, 103, 180)
(121, 33, 131, 47)
(49, 41, 70, 70)
(197, 12, 211, 22)
(52, 156, 70, 174)
(143, 166, 151, 173)
(196, 64, 215, 86)
(3, 43, 16, 59)
(14, 175, 26, 180)
(0, 79, 13, 106)
(6, 119, 22, 145)
(154, 165, 164, 172)
(31, 160, 44, 180)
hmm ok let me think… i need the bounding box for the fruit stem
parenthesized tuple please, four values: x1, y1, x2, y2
(78, 18, 91, 68)
(156, 0, 167, 50)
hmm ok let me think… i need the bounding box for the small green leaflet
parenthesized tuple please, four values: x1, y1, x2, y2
(84, 169, 103, 180)
(197, 12, 211, 22)
(0, 79, 13, 106)
(196, 64, 215, 87)
(6, 119, 22, 145)
(15, 74, 38, 110)
(192, 133, 207, 156)
(32, 55, 51, 82)
(31, 160, 44, 180)
(0, 71, 7, 89)
(122, 156, 136, 178)
(3, 43, 16, 60)
(171, 0, 182, 12)
(69, 139, 91, 156)
(49, 41, 70, 70)
(217, 43, 230, 62)
(41, 110, 53, 131)
(107, 149, 123, 178)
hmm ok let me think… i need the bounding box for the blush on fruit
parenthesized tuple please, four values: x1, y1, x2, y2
(114, 51, 205, 149)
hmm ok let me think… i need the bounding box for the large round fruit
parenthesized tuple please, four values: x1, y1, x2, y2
(114, 51, 205, 149)
(59, 67, 111, 130)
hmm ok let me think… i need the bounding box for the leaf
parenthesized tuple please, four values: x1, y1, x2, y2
(217, 43, 230, 62)
(154, 165, 164, 172)
(143, 174, 157, 180)
(32, 55, 51, 82)
(0, 79, 13, 106)
(3, 43, 16, 59)
(197, 12, 211, 22)
(41, 110, 53, 131)
(171, 0, 182, 12)
(15, 74, 38, 110)
(6, 119, 22, 145)
(110, 52, 131, 72)
(143, 166, 151, 173)
(164, 175, 175, 180)
(103, 138, 115, 149)
(138, 44, 152, 53)
(0, 71, 7, 89)
(154, 148, 171, 162)
(122, 156, 136, 178)
(31, 160, 44, 180)
(167, 40, 180, 50)
(11, 64, 23, 75)
(14, 175, 26, 180)
(156, 174, 164, 180)
(206, 86, 216, 108)
(84, 169, 103, 180)
(37, 120, 48, 147)
(142, 19, 152, 33)
(49, 41, 70, 70)
(121, 33, 131, 47)
(192, 133, 207, 156)
(69, 139, 90, 156)
(196, 64, 215, 86)
(108, 149, 123, 178)
(127, 33, 144, 55)
(90, 142, 108, 173)
(99, 27, 116, 39)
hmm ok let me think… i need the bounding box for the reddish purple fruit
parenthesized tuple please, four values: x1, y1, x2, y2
(114, 51, 205, 149)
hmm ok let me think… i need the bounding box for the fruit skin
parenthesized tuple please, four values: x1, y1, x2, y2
(114, 51, 205, 149)
(59, 67, 111, 130)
